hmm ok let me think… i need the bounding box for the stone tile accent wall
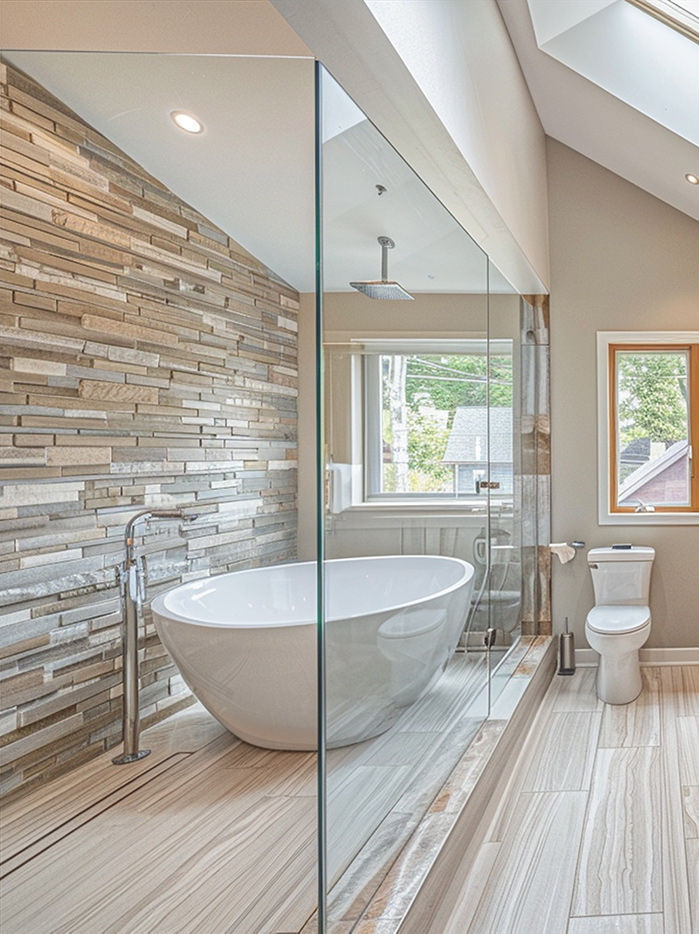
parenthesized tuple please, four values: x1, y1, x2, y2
(0, 62, 299, 797)
(520, 294, 551, 636)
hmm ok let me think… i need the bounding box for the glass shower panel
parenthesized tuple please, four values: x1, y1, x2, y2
(1, 50, 317, 934)
(318, 64, 493, 927)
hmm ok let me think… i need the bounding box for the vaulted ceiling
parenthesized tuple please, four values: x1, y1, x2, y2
(3, 0, 698, 296)
(497, 0, 699, 224)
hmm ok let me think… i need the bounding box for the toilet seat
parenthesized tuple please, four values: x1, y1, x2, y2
(586, 605, 650, 635)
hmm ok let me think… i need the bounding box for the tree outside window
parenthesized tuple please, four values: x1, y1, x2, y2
(378, 351, 513, 496)
(610, 344, 698, 512)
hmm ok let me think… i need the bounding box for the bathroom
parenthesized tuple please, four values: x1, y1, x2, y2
(1, 2, 698, 932)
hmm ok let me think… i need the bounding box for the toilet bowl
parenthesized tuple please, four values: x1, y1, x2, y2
(585, 606, 651, 704)
(585, 546, 655, 705)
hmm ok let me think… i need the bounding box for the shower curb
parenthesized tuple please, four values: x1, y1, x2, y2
(351, 635, 556, 934)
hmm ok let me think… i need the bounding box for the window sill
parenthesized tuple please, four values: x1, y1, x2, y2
(362, 498, 511, 511)
(329, 501, 515, 527)
(598, 511, 699, 526)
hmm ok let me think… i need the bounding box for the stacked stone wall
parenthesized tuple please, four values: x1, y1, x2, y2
(0, 62, 299, 797)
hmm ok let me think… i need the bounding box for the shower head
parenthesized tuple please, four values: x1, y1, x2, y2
(350, 236, 414, 300)
(349, 280, 414, 300)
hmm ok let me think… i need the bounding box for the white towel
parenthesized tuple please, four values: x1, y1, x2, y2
(549, 542, 576, 564)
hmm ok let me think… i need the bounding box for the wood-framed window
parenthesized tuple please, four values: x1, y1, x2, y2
(598, 333, 699, 522)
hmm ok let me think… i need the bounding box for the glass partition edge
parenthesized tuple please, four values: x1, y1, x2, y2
(315, 59, 328, 934)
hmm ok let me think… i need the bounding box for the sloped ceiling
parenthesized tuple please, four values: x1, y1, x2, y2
(497, 0, 699, 224)
(3, 51, 504, 294)
(3, 0, 697, 297)
(3, 51, 318, 292)
(1, 0, 533, 295)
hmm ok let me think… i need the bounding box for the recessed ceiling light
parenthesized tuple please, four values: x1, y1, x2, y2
(171, 111, 203, 134)
(686, 173, 699, 185)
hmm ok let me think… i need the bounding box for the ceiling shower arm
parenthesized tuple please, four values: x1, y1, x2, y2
(378, 235, 394, 281)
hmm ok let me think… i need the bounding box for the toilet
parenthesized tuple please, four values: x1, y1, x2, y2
(585, 546, 655, 704)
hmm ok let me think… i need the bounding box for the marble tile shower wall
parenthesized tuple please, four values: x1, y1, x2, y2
(520, 295, 551, 637)
(0, 62, 299, 796)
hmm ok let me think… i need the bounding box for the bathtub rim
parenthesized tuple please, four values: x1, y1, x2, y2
(151, 554, 474, 630)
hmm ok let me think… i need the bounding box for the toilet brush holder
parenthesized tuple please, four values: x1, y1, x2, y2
(558, 617, 575, 675)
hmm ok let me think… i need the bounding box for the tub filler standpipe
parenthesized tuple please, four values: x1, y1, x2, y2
(112, 508, 196, 766)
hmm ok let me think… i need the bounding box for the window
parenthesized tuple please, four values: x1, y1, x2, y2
(598, 332, 699, 523)
(626, 0, 699, 44)
(363, 340, 515, 504)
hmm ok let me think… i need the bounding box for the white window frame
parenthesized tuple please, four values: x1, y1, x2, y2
(361, 338, 515, 508)
(597, 330, 699, 525)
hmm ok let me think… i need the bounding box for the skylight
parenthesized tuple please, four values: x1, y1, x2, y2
(526, 0, 699, 146)
(627, 0, 699, 43)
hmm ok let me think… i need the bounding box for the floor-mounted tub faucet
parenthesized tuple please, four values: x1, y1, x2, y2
(112, 508, 198, 765)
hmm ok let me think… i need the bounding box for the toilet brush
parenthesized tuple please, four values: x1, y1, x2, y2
(558, 616, 575, 675)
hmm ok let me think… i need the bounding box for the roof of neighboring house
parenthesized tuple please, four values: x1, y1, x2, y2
(620, 437, 650, 465)
(442, 406, 513, 464)
(618, 438, 689, 501)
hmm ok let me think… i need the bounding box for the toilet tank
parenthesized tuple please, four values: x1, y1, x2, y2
(588, 546, 655, 606)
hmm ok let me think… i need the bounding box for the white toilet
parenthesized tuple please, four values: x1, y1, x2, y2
(585, 546, 655, 705)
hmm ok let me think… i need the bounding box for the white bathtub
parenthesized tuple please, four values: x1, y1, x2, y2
(151, 555, 474, 750)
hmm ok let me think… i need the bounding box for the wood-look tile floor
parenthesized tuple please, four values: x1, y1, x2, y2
(438, 665, 699, 934)
(0, 651, 494, 934)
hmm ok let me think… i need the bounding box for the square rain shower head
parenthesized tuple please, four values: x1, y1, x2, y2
(349, 236, 414, 300)
(349, 280, 414, 300)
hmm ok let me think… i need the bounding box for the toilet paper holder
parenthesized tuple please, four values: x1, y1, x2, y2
(549, 541, 586, 564)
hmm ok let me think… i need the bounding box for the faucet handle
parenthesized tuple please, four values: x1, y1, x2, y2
(137, 556, 147, 605)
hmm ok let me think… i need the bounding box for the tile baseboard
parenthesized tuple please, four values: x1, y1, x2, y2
(575, 647, 699, 667)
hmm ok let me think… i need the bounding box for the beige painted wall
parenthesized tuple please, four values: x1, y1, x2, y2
(0, 0, 311, 56)
(548, 139, 699, 649)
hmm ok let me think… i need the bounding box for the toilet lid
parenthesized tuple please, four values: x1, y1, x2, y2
(586, 605, 651, 634)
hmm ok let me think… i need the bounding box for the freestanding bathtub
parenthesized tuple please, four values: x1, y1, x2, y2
(151, 555, 474, 750)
